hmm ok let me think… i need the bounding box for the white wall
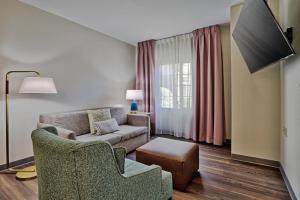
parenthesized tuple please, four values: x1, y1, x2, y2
(0, 0, 136, 165)
(280, 0, 300, 198)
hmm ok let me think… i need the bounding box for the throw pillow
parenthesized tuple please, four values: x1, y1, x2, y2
(88, 109, 111, 134)
(94, 118, 120, 135)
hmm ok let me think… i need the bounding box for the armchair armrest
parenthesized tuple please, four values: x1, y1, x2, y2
(113, 147, 126, 174)
(37, 122, 76, 140)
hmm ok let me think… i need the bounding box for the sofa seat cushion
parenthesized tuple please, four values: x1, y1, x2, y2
(76, 133, 122, 145)
(114, 125, 147, 141)
(124, 159, 172, 199)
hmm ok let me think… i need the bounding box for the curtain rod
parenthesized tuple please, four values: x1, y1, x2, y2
(156, 31, 193, 41)
(153, 23, 228, 42)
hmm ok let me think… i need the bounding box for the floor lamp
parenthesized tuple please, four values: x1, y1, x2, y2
(1, 70, 57, 180)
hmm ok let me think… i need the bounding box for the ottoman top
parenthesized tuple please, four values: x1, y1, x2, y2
(136, 137, 198, 162)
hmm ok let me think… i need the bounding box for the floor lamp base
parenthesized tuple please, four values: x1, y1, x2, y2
(0, 165, 37, 180)
(15, 166, 37, 180)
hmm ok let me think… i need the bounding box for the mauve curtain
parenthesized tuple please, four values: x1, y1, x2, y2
(192, 25, 225, 145)
(136, 40, 155, 121)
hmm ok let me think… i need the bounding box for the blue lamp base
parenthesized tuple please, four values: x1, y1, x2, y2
(130, 100, 138, 112)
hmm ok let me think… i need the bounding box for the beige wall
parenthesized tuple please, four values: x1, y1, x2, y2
(220, 24, 231, 140)
(230, 0, 281, 161)
(280, 0, 300, 198)
(0, 0, 136, 165)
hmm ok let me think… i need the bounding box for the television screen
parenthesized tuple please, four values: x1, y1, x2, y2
(232, 0, 295, 73)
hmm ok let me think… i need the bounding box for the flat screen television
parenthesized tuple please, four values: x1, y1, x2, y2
(232, 0, 295, 73)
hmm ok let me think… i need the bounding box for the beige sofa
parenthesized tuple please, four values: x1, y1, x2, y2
(37, 107, 150, 153)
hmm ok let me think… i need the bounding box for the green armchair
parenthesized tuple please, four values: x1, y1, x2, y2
(31, 127, 173, 200)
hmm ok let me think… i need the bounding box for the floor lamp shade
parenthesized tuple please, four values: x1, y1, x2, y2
(19, 77, 57, 94)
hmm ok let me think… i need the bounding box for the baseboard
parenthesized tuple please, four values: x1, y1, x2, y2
(231, 154, 280, 168)
(0, 156, 34, 171)
(279, 163, 297, 200)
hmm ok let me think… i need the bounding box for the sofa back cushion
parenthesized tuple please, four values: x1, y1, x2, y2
(39, 110, 90, 135)
(39, 107, 127, 136)
(110, 107, 127, 125)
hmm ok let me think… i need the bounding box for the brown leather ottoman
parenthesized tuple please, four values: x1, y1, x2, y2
(136, 137, 199, 191)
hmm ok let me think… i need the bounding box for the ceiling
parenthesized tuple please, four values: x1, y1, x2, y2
(19, 0, 240, 45)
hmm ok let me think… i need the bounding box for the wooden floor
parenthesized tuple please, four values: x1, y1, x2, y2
(0, 142, 291, 200)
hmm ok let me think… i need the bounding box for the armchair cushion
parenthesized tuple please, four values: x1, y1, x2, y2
(124, 159, 154, 176)
(113, 147, 126, 174)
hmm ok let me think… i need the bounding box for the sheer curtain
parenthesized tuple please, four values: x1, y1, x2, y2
(155, 34, 194, 139)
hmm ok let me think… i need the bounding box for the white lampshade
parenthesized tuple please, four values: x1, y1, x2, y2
(19, 77, 57, 94)
(126, 90, 143, 100)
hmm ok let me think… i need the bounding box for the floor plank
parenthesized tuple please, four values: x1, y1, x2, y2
(0, 140, 291, 200)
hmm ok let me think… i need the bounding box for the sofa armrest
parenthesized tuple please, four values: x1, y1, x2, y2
(37, 122, 76, 140)
(127, 114, 149, 127)
(127, 114, 150, 141)
(113, 147, 126, 174)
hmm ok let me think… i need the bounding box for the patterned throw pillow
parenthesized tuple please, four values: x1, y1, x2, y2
(88, 109, 111, 134)
(94, 118, 120, 135)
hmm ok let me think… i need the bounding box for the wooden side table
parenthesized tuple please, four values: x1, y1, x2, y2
(129, 111, 151, 116)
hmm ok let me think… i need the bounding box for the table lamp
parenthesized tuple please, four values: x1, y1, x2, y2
(1, 70, 57, 180)
(126, 90, 143, 112)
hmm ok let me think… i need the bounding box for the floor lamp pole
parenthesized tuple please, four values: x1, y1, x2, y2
(4, 71, 40, 171)
(5, 75, 9, 169)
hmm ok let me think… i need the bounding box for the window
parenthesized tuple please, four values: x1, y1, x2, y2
(160, 87, 173, 108)
(160, 62, 192, 109)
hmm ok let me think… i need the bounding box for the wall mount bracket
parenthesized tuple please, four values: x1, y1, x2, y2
(285, 27, 294, 44)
